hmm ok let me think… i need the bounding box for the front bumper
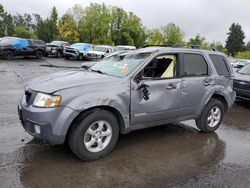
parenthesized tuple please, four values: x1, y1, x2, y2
(234, 88, 250, 100)
(18, 95, 79, 145)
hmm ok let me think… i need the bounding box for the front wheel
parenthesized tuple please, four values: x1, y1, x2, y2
(196, 98, 225, 133)
(35, 51, 43, 59)
(68, 109, 119, 161)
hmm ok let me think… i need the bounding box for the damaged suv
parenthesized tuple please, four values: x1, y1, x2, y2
(0, 37, 46, 59)
(18, 46, 236, 161)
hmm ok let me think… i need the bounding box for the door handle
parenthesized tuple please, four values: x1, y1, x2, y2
(203, 82, 211, 86)
(202, 79, 212, 86)
(165, 84, 176, 89)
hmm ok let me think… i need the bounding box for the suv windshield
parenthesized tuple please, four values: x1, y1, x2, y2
(238, 64, 250, 75)
(49, 41, 62, 46)
(0, 37, 18, 46)
(90, 52, 151, 78)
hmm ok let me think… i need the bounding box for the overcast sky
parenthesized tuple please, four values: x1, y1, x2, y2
(1, 0, 250, 44)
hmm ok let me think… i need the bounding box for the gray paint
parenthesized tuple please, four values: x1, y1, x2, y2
(19, 47, 236, 144)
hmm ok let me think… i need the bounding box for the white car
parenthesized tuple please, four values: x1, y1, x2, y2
(115, 45, 136, 51)
(86, 45, 114, 60)
(232, 60, 250, 68)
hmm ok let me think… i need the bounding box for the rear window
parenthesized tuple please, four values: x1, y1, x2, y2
(181, 54, 208, 77)
(209, 54, 230, 76)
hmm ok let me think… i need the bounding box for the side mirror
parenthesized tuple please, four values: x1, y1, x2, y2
(134, 73, 142, 84)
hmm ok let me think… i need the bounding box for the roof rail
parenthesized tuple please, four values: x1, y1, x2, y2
(143, 44, 217, 51)
(172, 44, 201, 49)
(143, 45, 171, 48)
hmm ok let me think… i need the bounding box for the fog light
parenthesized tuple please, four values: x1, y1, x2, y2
(34, 124, 41, 134)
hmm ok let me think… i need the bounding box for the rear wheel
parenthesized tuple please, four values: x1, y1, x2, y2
(68, 109, 119, 161)
(196, 98, 224, 133)
(35, 51, 43, 59)
(56, 50, 63, 58)
(4, 50, 14, 60)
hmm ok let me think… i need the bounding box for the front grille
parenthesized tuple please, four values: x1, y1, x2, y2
(25, 90, 32, 103)
(233, 80, 250, 90)
(87, 53, 96, 58)
(65, 48, 77, 54)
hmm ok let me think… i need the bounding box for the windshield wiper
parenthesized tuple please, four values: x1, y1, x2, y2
(90, 69, 107, 75)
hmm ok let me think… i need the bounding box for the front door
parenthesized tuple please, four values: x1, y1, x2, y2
(130, 54, 182, 125)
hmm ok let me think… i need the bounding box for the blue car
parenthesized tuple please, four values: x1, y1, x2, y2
(64, 43, 92, 60)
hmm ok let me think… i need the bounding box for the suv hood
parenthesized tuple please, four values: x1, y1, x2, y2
(27, 70, 119, 93)
(235, 72, 250, 82)
(87, 50, 105, 56)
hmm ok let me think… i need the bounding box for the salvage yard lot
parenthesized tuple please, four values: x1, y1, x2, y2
(1, 57, 250, 187)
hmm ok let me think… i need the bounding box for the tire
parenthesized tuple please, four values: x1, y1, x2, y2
(56, 50, 62, 58)
(196, 98, 225, 133)
(78, 54, 83, 61)
(68, 109, 119, 161)
(65, 56, 69, 60)
(4, 50, 14, 60)
(35, 51, 43, 59)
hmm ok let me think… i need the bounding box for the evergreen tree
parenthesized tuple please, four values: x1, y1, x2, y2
(225, 23, 245, 57)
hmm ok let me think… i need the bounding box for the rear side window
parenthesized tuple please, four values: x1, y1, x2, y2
(181, 54, 208, 77)
(209, 54, 230, 76)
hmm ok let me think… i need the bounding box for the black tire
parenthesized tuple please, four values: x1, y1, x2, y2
(4, 50, 14, 60)
(56, 50, 62, 58)
(35, 51, 43, 59)
(68, 109, 119, 161)
(78, 54, 83, 61)
(196, 98, 225, 133)
(101, 55, 105, 59)
(65, 55, 69, 60)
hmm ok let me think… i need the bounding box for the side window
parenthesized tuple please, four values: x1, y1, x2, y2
(209, 54, 230, 76)
(142, 54, 177, 79)
(181, 54, 208, 77)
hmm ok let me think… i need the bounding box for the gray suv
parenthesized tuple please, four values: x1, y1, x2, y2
(18, 46, 236, 161)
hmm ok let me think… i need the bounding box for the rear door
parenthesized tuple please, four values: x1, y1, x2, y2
(179, 53, 213, 116)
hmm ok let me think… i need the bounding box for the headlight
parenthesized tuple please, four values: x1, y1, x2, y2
(33, 93, 62, 108)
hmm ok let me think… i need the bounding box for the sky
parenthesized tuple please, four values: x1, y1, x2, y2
(1, 0, 250, 44)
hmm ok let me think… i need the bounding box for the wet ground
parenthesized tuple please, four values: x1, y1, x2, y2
(0, 57, 250, 188)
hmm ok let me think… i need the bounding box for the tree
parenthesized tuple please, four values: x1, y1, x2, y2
(0, 4, 14, 36)
(162, 23, 184, 46)
(79, 3, 112, 44)
(188, 34, 205, 45)
(14, 26, 36, 38)
(210, 41, 224, 52)
(66, 4, 85, 26)
(35, 7, 59, 42)
(225, 23, 245, 57)
(58, 14, 79, 43)
(245, 41, 250, 51)
(147, 28, 164, 45)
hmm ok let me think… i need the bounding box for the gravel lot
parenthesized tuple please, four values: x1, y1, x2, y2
(0, 57, 250, 187)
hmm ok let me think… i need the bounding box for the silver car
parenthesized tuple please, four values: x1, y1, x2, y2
(18, 47, 236, 161)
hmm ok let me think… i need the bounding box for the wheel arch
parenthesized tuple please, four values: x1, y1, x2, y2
(65, 105, 126, 143)
(210, 94, 228, 111)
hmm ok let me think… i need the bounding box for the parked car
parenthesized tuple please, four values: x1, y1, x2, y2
(232, 60, 250, 68)
(115, 45, 136, 51)
(86, 45, 114, 60)
(81, 50, 129, 69)
(46, 41, 69, 57)
(0, 37, 46, 59)
(18, 46, 235, 161)
(64, 43, 92, 60)
(233, 63, 250, 100)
